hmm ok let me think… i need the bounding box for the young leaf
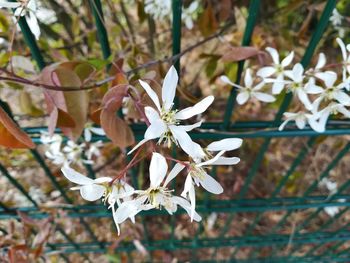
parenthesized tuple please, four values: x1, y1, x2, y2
(222, 46, 260, 62)
(0, 106, 35, 149)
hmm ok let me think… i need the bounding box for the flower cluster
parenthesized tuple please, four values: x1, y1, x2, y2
(144, 0, 200, 30)
(221, 38, 350, 133)
(40, 124, 105, 166)
(329, 8, 346, 38)
(62, 66, 242, 234)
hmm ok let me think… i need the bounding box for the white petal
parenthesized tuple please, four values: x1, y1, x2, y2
(337, 38, 347, 61)
(164, 163, 185, 187)
(281, 51, 294, 67)
(315, 53, 326, 69)
(272, 75, 285, 94)
(197, 150, 225, 167)
(220, 75, 236, 86)
(317, 71, 337, 88)
(61, 165, 94, 185)
(139, 80, 161, 111)
(295, 116, 306, 129)
(334, 91, 350, 106)
(113, 200, 139, 224)
(181, 174, 193, 197)
(171, 196, 202, 222)
(244, 69, 253, 88)
(149, 152, 168, 188)
(278, 119, 290, 131)
(292, 63, 304, 83)
(207, 138, 243, 152)
(80, 184, 105, 201)
(84, 129, 91, 142)
(199, 173, 223, 194)
(337, 105, 350, 118)
(175, 96, 214, 120)
(0, 2, 21, 8)
(305, 79, 324, 94)
(169, 125, 205, 159)
(236, 91, 250, 105)
(26, 12, 40, 40)
(266, 47, 280, 65)
(257, 66, 276, 78)
(127, 138, 149, 155)
(90, 127, 106, 136)
(162, 66, 178, 111)
(144, 120, 167, 139)
(308, 118, 325, 133)
(180, 120, 203, 132)
(211, 157, 240, 165)
(297, 89, 312, 110)
(253, 92, 276, 103)
(144, 106, 161, 123)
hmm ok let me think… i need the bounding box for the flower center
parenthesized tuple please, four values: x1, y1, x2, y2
(189, 164, 206, 181)
(147, 187, 173, 209)
(160, 109, 179, 125)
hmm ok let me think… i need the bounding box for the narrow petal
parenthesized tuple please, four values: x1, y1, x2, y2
(338, 105, 350, 118)
(169, 125, 205, 160)
(127, 138, 149, 155)
(236, 91, 250, 105)
(171, 196, 202, 222)
(61, 165, 94, 185)
(144, 120, 167, 139)
(334, 91, 350, 106)
(292, 63, 304, 83)
(26, 12, 40, 40)
(253, 92, 276, 103)
(162, 66, 178, 111)
(175, 96, 214, 120)
(114, 200, 139, 224)
(281, 51, 294, 67)
(295, 116, 306, 129)
(84, 129, 91, 142)
(315, 53, 326, 69)
(297, 89, 312, 110)
(211, 157, 240, 165)
(197, 150, 225, 167)
(257, 66, 276, 78)
(220, 75, 236, 86)
(149, 152, 168, 188)
(0, 2, 21, 8)
(266, 47, 280, 65)
(80, 184, 105, 201)
(272, 75, 285, 95)
(144, 106, 161, 124)
(337, 38, 347, 61)
(278, 119, 291, 131)
(90, 127, 106, 136)
(317, 71, 337, 88)
(199, 173, 223, 194)
(139, 80, 161, 111)
(180, 121, 203, 132)
(244, 69, 253, 88)
(164, 163, 185, 187)
(207, 138, 243, 152)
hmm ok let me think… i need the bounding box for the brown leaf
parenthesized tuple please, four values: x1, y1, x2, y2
(0, 106, 35, 149)
(8, 244, 28, 263)
(222, 46, 260, 62)
(100, 110, 134, 148)
(102, 84, 129, 112)
(198, 3, 218, 37)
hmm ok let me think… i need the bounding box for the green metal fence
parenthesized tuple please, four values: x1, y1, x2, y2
(3, 0, 350, 261)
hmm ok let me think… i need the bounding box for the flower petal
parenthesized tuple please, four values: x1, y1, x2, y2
(149, 152, 168, 188)
(207, 138, 243, 152)
(266, 47, 280, 65)
(337, 37, 347, 61)
(171, 196, 202, 222)
(281, 51, 294, 67)
(317, 71, 337, 88)
(139, 80, 161, 111)
(236, 91, 250, 105)
(144, 120, 167, 139)
(0, 2, 21, 8)
(164, 163, 185, 187)
(253, 92, 276, 103)
(211, 157, 240, 165)
(169, 125, 205, 160)
(257, 66, 276, 78)
(180, 121, 203, 132)
(334, 91, 350, 106)
(144, 106, 161, 124)
(175, 96, 214, 120)
(315, 53, 326, 69)
(127, 138, 149, 155)
(199, 173, 223, 194)
(61, 165, 94, 185)
(244, 69, 253, 88)
(162, 66, 179, 111)
(80, 184, 105, 201)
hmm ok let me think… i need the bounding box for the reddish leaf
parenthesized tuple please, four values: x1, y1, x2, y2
(100, 110, 134, 148)
(222, 46, 261, 62)
(8, 244, 28, 263)
(0, 106, 35, 149)
(102, 84, 129, 112)
(90, 108, 102, 125)
(198, 3, 218, 37)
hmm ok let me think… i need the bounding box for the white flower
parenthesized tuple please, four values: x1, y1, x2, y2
(182, 138, 242, 220)
(319, 178, 337, 195)
(0, 0, 41, 40)
(220, 69, 276, 105)
(84, 123, 105, 142)
(40, 131, 66, 164)
(113, 153, 201, 235)
(182, 1, 199, 30)
(282, 63, 323, 110)
(257, 47, 294, 94)
(315, 71, 350, 106)
(315, 102, 350, 132)
(278, 111, 323, 133)
(144, 0, 171, 20)
(61, 164, 113, 202)
(85, 140, 103, 161)
(129, 66, 213, 159)
(336, 38, 350, 90)
(330, 9, 343, 26)
(62, 141, 85, 162)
